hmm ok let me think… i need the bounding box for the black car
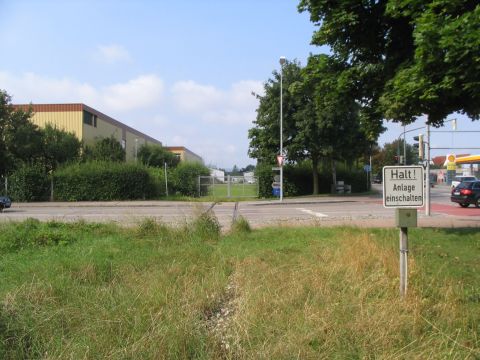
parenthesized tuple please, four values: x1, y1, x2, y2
(0, 196, 11, 212)
(450, 181, 480, 208)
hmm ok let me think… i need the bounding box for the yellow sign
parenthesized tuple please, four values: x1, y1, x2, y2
(447, 162, 456, 170)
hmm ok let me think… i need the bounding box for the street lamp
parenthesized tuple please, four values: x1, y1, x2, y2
(279, 56, 286, 201)
(135, 138, 138, 163)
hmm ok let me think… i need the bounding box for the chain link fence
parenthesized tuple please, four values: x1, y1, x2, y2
(198, 175, 259, 198)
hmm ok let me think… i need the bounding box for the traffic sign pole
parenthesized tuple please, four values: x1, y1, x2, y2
(399, 226, 408, 297)
(384, 166, 423, 298)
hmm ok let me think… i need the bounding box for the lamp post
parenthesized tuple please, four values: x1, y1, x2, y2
(135, 138, 138, 163)
(279, 56, 286, 201)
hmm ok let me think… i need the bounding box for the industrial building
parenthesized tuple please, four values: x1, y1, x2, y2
(165, 146, 203, 163)
(13, 103, 202, 163)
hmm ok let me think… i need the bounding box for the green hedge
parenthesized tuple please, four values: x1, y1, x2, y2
(256, 161, 370, 198)
(53, 162, 153, 201)
(170, 162, 210, 197)
(8, 163, 50, 202)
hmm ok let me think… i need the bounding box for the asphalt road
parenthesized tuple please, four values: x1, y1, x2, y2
(1, 184, 478, 230)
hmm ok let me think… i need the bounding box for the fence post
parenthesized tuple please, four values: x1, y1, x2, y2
(227, 175, 231, 198)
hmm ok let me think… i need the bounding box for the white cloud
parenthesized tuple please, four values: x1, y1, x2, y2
(94, 44, 132, 64)
(0, 71, 262, 167)
(0, 71, 164, 113)
(0, 71, 97, 104)
(103, 75, 164, 111)
(171, 79, 263, 125)
(171, 80, 224, 113)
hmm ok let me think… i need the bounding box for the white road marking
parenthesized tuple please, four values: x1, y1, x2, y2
(296, 208, 328, 218)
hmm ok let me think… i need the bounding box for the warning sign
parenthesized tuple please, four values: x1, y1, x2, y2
(383, 166, 424, 208)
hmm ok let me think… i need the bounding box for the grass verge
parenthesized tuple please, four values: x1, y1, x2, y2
(0, 219, 478, 358)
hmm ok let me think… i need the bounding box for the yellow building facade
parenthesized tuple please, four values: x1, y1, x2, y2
(165, 146, 203, 163)
(14, 103, 161, 161)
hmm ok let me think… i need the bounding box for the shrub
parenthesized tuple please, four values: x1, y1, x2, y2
(170, 162, 210, 197)
(255, 162, 276, 198)
(53, 161, 153, 201)
(191, 211, 221, 242)
(147, 167, 167, 198)
(8, 163, 50, 201)
(256, 161, 370, 197)
(231, 215, 251, 234)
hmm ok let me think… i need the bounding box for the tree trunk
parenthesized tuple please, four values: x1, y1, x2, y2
(331, 159, 337, 194)
(312, 156, 319, 195)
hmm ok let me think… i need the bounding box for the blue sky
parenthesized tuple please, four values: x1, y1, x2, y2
(1, 1, 478, 168)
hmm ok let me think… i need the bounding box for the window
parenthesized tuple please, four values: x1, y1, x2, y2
(83, 111, 97, 127)
(121, 139, 126, 149)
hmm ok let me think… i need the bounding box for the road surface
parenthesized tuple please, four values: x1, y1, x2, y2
(1, 184, 478, 229)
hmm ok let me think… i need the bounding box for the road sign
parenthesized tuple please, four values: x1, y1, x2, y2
(276, 155, 284, 167)
(363, 164, 371, 172)
(447, 162, 456, 171)
(383, 166, 424, 208)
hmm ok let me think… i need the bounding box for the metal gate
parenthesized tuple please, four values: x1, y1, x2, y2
(198, 175, 259, 198)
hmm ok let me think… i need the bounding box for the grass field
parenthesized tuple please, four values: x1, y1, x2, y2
(0, 216, 479, 359)
(201, 183, 258, 198)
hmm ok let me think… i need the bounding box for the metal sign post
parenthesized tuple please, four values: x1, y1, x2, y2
(383, 166, 424, 297)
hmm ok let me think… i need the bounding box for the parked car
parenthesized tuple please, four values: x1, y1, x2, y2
(0, 196, 11, 212)
(450, 181, 480, 208)
(451, 176, 478, 189)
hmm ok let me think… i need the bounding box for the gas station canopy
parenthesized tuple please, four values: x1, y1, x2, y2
(455, 155, 480, 164)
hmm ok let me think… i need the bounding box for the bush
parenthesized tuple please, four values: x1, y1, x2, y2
(147, 167, 167, 198)
(8, 163, 50, 201)
(170, 162, 210, 197)
(231, 215, 251, 234)
(256, 161, 370, 197)
(255, 162, 276, 198)
(53, 161, 153, 201)
(191, 211, 221, 241)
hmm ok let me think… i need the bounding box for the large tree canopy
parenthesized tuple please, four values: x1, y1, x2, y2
(1, 90, 84, 177)
(299, 0, 480, 127)
(1, 91, 42, 176)
(248, 58, 369, 194)
(41, 124, 81, 172)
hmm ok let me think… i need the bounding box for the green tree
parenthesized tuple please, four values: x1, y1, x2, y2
(137, 144, 180, 168)
(83, 136, 126, 162)
(249, 58, 369, 194)
(0, 91, 43, 176)
(249, 60, 304, 165)
(371, 140, 417, 174)
(294, 55, 370, 192)
(41, 124, 81, 172)
(298, 0, 480, 127)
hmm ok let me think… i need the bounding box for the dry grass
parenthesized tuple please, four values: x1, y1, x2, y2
(222, 230, 478, 359)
